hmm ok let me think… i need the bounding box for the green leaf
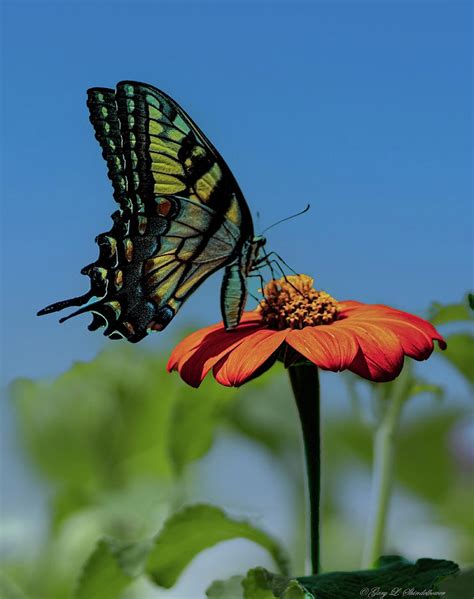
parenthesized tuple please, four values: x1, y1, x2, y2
(408, 382, 443, 400)
(0, 572, 30, 599)
(225, 372, 300, 455)
(51, 486, 93, 531)
(206, 575, 244, 598)
(242, 568, 289, 599)
(298, 556, 458, 597)
(243, 557, 459, 599)
(373, 360, 443, 405)
(74, 540, 132, 599)
(10, 345, 278, 495)
(10, 348, 178, 492)
(9, 345, 247, 519)
(439, 569, 474, 597)
(108, 537, 155, 578)
(441, 333, 474, 386)
(281, 580, 313, 599)
(146, 504, 289, 588)
(396, 411, 463, 501)
(168, 383, 236, 473)
(428, 295, 474, 325)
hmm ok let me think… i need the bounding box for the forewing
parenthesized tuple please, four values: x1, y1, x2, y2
(114, 81, 252, 232)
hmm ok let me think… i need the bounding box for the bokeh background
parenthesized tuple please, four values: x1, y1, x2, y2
(1, 1, 472, 597)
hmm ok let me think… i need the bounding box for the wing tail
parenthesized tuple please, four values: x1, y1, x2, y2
(37, 291, 94, 317)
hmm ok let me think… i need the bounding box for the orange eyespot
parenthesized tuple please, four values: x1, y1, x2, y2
(114, 270, 123, 289)
(123, 321, 135, 335)
(124, 239, 133, 262)
(148, 320, 164, 331)
(157, 198, 172, 216)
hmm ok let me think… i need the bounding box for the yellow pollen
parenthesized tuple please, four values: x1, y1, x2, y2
(257, 274, 339, 330)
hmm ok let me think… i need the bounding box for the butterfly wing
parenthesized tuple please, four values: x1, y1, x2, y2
(38, 81, 254, 342)
(87, 87, 130, 211)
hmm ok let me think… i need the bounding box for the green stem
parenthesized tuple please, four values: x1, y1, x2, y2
(362, 387, 406, 568)
(288, 362, 320, 575)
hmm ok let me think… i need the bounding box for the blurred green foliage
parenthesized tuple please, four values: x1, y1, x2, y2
(428, 294, 474, 326)
(429, 293, 474, 385)
(145, 504, 289, 587)
(75, 540, 131, 599)
(1, 295, 473, 597)
(236, 557, 459, 599)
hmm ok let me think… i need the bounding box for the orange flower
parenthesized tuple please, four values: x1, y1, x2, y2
(167, 275, 446, 388)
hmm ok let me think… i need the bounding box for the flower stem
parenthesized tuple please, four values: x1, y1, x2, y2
(288, 362, 320, 575)
(362, 387, 406, 568)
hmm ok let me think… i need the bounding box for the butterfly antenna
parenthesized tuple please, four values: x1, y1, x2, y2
(261, 204, 310, 235)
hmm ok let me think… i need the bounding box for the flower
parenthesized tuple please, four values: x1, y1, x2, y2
(167, 275, 446, 388)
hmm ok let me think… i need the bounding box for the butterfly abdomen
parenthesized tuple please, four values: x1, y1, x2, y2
(221, 262, 247, 330)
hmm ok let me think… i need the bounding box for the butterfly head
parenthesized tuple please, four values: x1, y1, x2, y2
(251, 235, 267, 263)
(240, 235, 266, 277)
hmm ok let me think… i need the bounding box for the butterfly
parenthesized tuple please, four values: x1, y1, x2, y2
(37, 81, 267, 342)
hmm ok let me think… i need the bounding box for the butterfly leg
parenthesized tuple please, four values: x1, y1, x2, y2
(253, 254, 304, 298)
(253, 251, 278, 280)
(247, 272, 277, 311)
(247, 271, 268, 304)
(254, 251, 299, 276)
(253, 253, 288, 282)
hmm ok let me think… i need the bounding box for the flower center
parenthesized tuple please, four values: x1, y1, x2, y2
(257, 274, 339, 330)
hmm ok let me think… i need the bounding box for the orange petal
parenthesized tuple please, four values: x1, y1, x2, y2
(213, 329, 288, 387)
(168, 316, 265, 388)
(346, 304, 446, 353)
(381, 308, 446, 350)
(338, 303, 446, 359)
(337, 300, 365, 313)
(343, 322, 405, 382)
(365, 316, 435, 360)
(286, 325, 359, 371)
(167, 312, 263, 372)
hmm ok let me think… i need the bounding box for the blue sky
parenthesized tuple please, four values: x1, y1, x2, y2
(2, 0, 472, 382)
